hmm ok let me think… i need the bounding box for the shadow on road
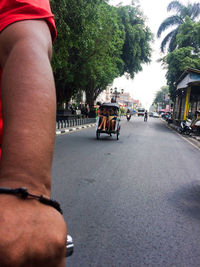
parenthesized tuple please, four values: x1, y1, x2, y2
(168, 181, 200, 220)
(94, 136, 120, 141)
(87, 135, 122, 142)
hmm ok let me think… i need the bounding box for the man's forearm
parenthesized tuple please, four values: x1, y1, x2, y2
(0, 20, 56, 196)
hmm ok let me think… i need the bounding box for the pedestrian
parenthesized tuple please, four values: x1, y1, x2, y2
(144, 110, 148, 122)
(0, 1, 67, 266)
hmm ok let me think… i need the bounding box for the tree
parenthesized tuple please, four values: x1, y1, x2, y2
(79, 2, 125, 107)
(158, 8, 200, 97)
(176, 17, 200, 52)
(165, 47, 200, 97)
(51, 0, 72, 108)
(51, 0, 152, 108)
(153, 86, 169, 108)
(117, 4, 152, 78)
(51, 0, 124, 108)
(84, 3, 153, 106)
(157, 1, 200, 52)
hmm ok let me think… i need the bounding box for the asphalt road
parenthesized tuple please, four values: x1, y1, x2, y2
(52, 116, 200, 267)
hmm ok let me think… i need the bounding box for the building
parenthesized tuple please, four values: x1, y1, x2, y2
(96, 88, 134, 109)
(173, 68, 200, 122)
(133, 99, 141, 110)
(118, 92, 134, 109)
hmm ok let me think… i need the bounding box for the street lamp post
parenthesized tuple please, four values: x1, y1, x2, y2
(110, 87, 124, 103)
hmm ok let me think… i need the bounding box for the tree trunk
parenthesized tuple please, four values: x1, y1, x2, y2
(86, 90, 95, 109)
(65, 87, 72, 108)
(86, 83, 95, 109)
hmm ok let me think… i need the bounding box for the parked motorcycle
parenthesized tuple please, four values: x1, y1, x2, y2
(179, 120, 192, 135)
(191, 120, 200, 134)
(167, 115, 173, 124)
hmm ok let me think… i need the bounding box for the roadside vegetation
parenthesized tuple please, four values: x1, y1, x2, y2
(50, 0, 153, 108)
(153, 86, 170, 110)
(157, 1, 200, 98)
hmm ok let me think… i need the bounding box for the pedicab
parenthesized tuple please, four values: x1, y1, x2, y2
(96, 103, 120, 140)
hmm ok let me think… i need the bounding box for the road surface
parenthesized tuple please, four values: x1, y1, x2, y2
(52, 116, 200, 267)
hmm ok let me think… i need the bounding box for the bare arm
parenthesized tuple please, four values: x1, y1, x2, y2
(0, 20, 55, 194)
(0, 20, 67, 266)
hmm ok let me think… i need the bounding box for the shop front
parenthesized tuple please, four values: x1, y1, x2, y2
(173, 68, 200, 123)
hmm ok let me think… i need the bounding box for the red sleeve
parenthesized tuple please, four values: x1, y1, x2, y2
(0, 0, 57, 41)
(0, 69, 3, 159)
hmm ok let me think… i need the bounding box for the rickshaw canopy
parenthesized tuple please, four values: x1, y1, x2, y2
(100, 102, 120, 109)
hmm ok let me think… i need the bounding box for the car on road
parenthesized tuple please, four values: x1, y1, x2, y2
(153, 112, 159, 118)
(137, 108, 145, 116)
(149, 112, 153, 117)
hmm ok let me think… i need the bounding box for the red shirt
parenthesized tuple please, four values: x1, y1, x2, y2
(0, 70, 2, 158)
(0, 0, 56, 41)
(0, 0, 57, 157)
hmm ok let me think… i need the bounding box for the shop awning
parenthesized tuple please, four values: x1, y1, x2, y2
(177, 68, 200, 90)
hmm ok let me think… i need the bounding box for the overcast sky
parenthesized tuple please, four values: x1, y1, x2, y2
(109, 0, 197, 109)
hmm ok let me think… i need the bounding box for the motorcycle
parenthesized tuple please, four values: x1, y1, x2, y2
(179, 120, 192, 135)
(166, 114, 173, 124)
(126, 113, 131, 121)
(66, 235, 74, 257)
(191, 120, 200, 134)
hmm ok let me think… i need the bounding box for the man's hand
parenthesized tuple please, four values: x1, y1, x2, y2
(0, 195, 67, 267)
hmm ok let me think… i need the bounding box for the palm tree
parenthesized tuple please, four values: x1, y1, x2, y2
(157, 1, 200, 52)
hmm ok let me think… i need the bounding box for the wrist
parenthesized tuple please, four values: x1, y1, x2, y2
(0, 174, 51, 197)
(0, 187, 62, 214)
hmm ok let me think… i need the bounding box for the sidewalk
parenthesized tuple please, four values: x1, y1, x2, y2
(56, 122, 96, 135)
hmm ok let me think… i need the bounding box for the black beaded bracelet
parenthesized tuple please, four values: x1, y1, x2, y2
(0, 187, 63, 214)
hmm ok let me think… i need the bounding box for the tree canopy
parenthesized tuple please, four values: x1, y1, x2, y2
(163, 18, 200, 97)
(176, 17, 200, 52)
(153, 86, 169, 108)
(166, 46, 200, 97)
(51, 0, 153, 107)
(157, 2, 200, 98)
(117, 5, 152, 78)
(157, 1, 200, 53)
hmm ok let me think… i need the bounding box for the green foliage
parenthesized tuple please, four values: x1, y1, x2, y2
(50, 0, 72, 107)
(117, 5, 152, 78)
(158, 2, 200, 98)
(51, 0, 152, 107)
(153, 86, 169, 107)
(157, 1, 200, 52)
(51, 0, 124, 106)
(165, 47, 200, 97)
(120, 107, 126, 115)
(81, 3, 125, 106)
(176, 17, 200, 52)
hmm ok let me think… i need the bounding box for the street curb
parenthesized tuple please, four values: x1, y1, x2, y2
(56, 123, 96, 135)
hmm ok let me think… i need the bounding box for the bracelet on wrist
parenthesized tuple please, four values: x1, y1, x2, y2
(0, 187, 63, 214)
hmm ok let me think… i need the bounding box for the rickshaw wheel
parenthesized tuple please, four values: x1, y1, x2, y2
(96, 131, 100, 140)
